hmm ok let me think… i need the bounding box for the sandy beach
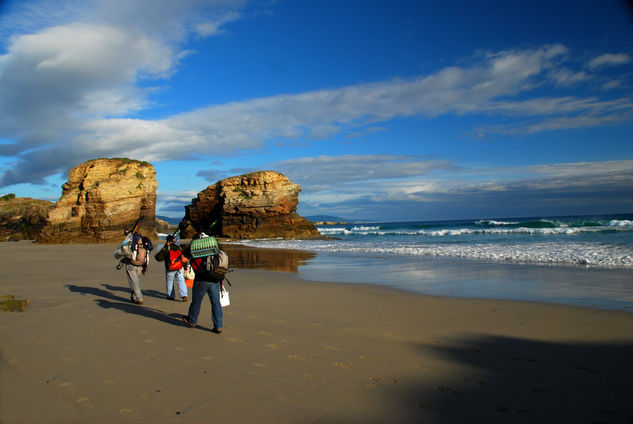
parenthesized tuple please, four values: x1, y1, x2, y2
(2, 241, 633, 423)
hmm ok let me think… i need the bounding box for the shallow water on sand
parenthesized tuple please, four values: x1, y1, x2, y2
(223, 245, 633, 312)
(296, 252, 633, 312)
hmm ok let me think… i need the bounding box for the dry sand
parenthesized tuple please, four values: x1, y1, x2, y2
(1, 241, 633, 423)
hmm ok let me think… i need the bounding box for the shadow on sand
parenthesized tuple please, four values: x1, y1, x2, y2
(391, 334, 633, 423)
(66, 283, 184, 326)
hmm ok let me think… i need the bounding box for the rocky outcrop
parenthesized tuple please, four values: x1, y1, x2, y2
(179, 171, 321, 239)
(156, 218, 177, 234)
(37, 158, 158, 243)
(0, 195, 54, 241)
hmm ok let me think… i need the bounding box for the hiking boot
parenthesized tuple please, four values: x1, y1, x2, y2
(212, 327, 223, 334)
(182, 316, 195, 327)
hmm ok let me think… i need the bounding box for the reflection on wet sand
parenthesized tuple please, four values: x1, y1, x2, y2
(221, 244, 316, 273)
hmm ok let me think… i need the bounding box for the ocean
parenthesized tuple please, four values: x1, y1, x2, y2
(231, 214, 633, 311)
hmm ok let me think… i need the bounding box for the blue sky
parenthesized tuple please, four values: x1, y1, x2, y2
(1, 0, 632, 221)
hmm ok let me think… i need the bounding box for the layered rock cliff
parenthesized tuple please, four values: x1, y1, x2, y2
(0, 195, 54, 241)
(37, 158, 158, 243)
(179, 171, 321, 239)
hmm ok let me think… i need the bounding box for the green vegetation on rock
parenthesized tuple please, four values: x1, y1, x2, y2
(0, 295, 28, 312)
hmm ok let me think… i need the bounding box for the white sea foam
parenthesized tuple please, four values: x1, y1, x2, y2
(318, 226, 624, 237)
(610, 219, 633, 227)
(476, 219, 519, 226)
(234, 239, 633, 270)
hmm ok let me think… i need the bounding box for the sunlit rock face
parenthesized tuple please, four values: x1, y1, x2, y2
(179, 171, 321, 240)
(37, 158, 158, 243)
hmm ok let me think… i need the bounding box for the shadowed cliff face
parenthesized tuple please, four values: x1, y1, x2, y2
(0, 197, 53, 241)
(37, 158, 158, 243)
(179, 171, 321, 240)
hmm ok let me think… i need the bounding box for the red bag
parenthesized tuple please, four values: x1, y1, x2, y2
(167, 248, 183, 271)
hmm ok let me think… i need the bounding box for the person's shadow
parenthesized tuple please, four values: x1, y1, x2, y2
(66, 283, 184, 326)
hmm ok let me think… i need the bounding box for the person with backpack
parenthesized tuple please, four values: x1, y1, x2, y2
(124, 233, 152, 305)
(154, 234, 188, 302)
(182, 233, 228, 333)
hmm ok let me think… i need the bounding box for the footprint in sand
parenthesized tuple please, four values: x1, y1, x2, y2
(77, 397, 94, 407)
(288, 354, 309, 361)
(120, 408, 133, 414)
(465, 346, 482, 352)
(252, 363, 269, 368)
(410, 362, 434, 371)
(228, 337, 245, 343)
(334, 362, 351, 369)
(258, 331, 273, 336)
(369, 376, 397, 384)
(304, 374, 328, 381)
(325, 345, 343, 351)
(266, 344, 280, 350)
(359, 355, 379, 361)
(418, 402, 446, 414)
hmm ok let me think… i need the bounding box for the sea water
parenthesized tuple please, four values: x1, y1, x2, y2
(233, 214, 633, 311)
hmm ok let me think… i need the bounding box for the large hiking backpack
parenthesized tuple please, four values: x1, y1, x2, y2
(192, 250, 229, 283)
(130, 246, 147, 266)
(167, 248, 183, 271)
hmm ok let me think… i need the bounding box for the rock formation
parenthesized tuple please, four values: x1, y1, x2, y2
(179, 171, 321, 239)
(0, 195, 54, 241)
(37, 158, 158, 243)
(156, 218, 177, 234)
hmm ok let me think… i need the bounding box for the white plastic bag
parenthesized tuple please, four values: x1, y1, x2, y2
(220, 285, 230, 307)
(184, 263, 195, 280)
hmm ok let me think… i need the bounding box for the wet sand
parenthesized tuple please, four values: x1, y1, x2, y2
(1, 241, 633, 423)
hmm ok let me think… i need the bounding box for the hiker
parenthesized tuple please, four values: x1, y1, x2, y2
(124, 234, 152, 305)
(154, 234, 188, 302)
(182, 233, 227, 333)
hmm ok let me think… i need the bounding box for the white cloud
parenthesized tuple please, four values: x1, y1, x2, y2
(588, 53, 632, 70)
(1, 4, 632, 190)
(280, 155, 633, 204)
(293, 158, 633, 219)
(270, 155, 456, 190)
(549, 68, 590, 86)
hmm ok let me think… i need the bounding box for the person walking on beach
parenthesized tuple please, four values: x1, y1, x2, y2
(154, 234, 188, 302)
(182, 233, 227, 333)
(124, 234, 152, 305)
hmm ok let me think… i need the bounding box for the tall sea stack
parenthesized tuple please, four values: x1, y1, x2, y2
(179, 171, 320, 240)
(37, 158, 158, 243)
